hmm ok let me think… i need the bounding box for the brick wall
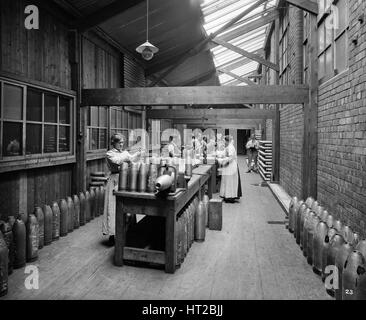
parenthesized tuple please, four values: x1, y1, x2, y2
(317, 0, 366, 236)
(278, 6, 304, 198)
(266, 1, 366, 236)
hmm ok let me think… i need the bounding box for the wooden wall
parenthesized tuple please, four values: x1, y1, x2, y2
(82, 31, 122, 89)
(26, 165, 73, 213)
(0, 165, 72, 220)
(0, 0, 71, 89)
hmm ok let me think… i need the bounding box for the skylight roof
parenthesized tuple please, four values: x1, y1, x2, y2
(200, 0, 278, 85)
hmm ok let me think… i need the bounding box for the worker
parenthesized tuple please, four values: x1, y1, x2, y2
(246, 133, 259, 173)
(102, 133, 141, 246)
(218, 135, 242, 203)
(167, 135, 181, 157)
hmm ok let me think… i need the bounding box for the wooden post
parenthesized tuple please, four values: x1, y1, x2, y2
(272, 16, 280, 182)
(114, 198, 125, 266)
(302, 13, 318, 199)
(69, 30, 86, 193)
(165, 207, 176, 273)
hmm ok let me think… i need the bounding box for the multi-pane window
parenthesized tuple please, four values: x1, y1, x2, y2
(318, 0, 349, 82)
(303, 12, 311, 84)
(87, 106, 108, 150)
(279, 11, 289, 85)
(0, 79, 74, 159)
(110, 107, 128, 147)
(87, 106, 142, 151)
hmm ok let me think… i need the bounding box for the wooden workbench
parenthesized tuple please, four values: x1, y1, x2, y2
(113, 164, 215, 273)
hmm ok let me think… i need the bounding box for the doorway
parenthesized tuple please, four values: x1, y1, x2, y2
(237, 129, 251, 155)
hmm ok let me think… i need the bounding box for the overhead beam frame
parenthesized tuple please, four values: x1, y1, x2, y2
(212, 38, 280, 72)
(286, 0, 318, 15)
(82, 85, 309, 106)
(146, 108, 276, 120)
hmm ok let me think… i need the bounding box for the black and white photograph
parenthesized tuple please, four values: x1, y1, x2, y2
(0, 0, 365, 307)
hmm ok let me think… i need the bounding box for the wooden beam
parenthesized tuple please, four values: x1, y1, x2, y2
(82, 85, 309, 106)
(217, 69, 256, 86)
(286, 0, 318, 15)
(216, 50, 264, 71)
(146, 109, 276, 120)
(172, 119, 262, 126)
(302, 14, 318, 199)
(272, 17, 280, 182)
(175, 69, 218, 86)
(212, 38, 280, 72)
(218, 10, 279, 44)
(149, 0, 268, 86)
(75, 0, 145, 32)
(69, 30, 86, 193)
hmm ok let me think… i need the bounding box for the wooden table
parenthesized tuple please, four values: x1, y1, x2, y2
(113, 164, 214, 273)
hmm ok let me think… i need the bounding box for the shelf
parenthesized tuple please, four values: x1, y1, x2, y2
(258, 140, 272, 182)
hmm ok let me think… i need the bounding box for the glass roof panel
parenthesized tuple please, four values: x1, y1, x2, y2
(201, 0, 278, 85)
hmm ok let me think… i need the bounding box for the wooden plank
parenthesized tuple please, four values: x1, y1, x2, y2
(82, 85, 309, 106)
(302, 14, 318, 199)
(123, 247, 165, 265)
(217, 10, 279, 44)
(217, 69, 256, 86)
(114, 198, 125, 266)
(147, 108, 275, 120)
(212, 38, 280, 72)
(272, 17, 280, 183)
(174, 69, 218, 87)
(286, 0, 318, 15)
(76, 0, 145, 32)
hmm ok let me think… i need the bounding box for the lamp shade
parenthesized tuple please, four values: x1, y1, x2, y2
(136, 41, 159, 54)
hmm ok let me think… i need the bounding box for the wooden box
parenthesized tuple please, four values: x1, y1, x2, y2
(208, 198, 222, 231)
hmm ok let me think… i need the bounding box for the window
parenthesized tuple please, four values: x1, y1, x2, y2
(0, 78, 74, 159)
(317, 0, 349, 82)
(110, 107, 129, 148)
(86, 106, 142, 152)
(303, 12, 311, 84)
(87, 106, 108, 150)
(279, 10, 289, 84)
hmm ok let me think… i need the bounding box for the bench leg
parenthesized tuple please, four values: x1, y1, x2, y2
(165, 210, 176, 274)
(114, 200, 126, 266)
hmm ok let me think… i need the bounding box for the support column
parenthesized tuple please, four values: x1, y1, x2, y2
(272, 15, 280, 182)
(302, 13, 318, 199)
(69, 30, 87, 193)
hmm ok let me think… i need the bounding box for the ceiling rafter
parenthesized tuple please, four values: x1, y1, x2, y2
(211, 38, 279, 72)
(216, 9, 279, 44)
(286, 0, 318, 15)
(149, 0, 268, 87)
(75, 0, 145, 32)
(217, 68, 256, 86)
(175, 69, 219, 87)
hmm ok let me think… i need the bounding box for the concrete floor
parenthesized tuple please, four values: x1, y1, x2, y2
(2, 157, 332, 300)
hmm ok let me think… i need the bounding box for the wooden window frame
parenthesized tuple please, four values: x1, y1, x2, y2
(0, 77, 75, 166)
(317, 0, 349, 84)
(279, 9, 290, 83)
(87, 106, 109, 152)
(86, 106, 142, 156)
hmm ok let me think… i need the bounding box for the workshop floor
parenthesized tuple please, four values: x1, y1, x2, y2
(2, 156, 332, 300)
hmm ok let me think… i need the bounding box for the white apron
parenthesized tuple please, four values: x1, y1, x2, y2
(102, 173, 119, 236)
(219, 143, 241, 199)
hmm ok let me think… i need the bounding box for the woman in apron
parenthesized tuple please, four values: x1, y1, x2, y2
(218, 136, 242, 203)
(102, 133, 141, 245)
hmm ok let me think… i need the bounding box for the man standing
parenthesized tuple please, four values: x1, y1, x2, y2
(245, 133, 259, 173)
(167, 135, 181, 157)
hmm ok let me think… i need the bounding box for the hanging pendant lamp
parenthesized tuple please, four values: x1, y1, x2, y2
(136, 0, 159, 61)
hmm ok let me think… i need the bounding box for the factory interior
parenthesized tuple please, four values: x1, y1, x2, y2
(0, 0, 365, 302)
